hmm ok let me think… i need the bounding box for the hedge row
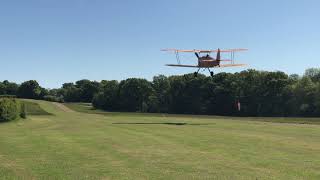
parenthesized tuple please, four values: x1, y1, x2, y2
(0, 98, 26, 122)
(0, 95, 17, 98)
(43, 95, 64, 103)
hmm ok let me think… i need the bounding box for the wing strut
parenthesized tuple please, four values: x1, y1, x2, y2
(232, 51, 234, 64)
(175, 51, 181, 64)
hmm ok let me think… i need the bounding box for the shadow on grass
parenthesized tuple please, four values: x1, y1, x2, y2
(112, 122, 214, 126)
(0, 118, 24, 124)
(0, 121, 10, 124)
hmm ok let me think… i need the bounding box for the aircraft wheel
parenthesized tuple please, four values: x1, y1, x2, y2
(194, 72, 198, 77)
(210, 72, 214, 77)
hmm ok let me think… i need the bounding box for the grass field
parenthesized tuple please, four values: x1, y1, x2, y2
(21, 100, 52, 115)
(0, 100, 319, 179)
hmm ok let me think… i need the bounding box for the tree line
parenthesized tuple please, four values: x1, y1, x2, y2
(1, 68, 320, 117)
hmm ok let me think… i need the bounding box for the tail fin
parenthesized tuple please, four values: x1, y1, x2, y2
(216, 48, 221, 64)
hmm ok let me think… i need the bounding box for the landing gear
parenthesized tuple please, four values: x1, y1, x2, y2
(207, 68, 214, 77)
(194, 68, 200, 77)
(193, 68, 214, 77)
(194, 72, 198, 77)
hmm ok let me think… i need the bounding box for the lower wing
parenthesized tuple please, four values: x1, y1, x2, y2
(166, 64, 199, 68)
(166, 64, 246, 68)
(217, 64, 246, 68)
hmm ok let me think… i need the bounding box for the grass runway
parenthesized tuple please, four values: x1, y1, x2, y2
(0, 100, 319, 179)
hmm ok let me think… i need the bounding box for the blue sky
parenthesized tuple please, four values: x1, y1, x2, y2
(0, 0, 319, 88)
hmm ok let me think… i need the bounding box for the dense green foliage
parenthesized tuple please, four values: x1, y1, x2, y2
(61, 80, 100, 102)
(0, 98, 25, 122)
(92, 69, 320, 117)
(17, 80, 46, 99)
(2, 68, 320, 116)
(0, 80, 18, 95)
(43, 95, 64, 103)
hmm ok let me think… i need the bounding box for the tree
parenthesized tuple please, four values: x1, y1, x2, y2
(146, 95, 160, 113)
(92, 80, 119, 110)
(0, 81, 19, 95)
(313, 83, 320, 116)
(305, 68, 320, 82)
(2, 81, 19, 95)
(17, 80, 42, 99)
(167, 75, 188, 113)
(205, 73, 237, 115)
(75, 80, 100, 102)
(0, 83, 5, 95)
(289, 74, 300, 82)
(291, 76, 317, 116)
(167, 74, 208, 114)
(152, 75, 170, 112)
(4, 68, 320, 117)
(118, 78, 154, 112)
(61, 83, 81, 102)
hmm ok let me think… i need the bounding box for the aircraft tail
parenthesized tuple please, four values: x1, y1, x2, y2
(216, 49, 221, 65)
(216, 48, 221, 64)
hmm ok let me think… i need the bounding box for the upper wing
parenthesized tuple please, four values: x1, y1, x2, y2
(161, 49, 205, 53)
(162, 48, 248, 53)
(216, 64, 247, 68)
(166, 64, 199, 68)
(218, 49, 248, 53)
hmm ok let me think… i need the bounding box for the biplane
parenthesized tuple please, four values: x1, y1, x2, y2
(161, 48, 248, 77)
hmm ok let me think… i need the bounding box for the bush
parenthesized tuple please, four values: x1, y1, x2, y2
(20, 103, 26, 119)
(43, 95, 64, 103)
(0, 98, 21, 122)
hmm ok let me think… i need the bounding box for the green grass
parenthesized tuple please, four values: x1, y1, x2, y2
(0, 100, 320, 179)
(20, 99, 51, 115)
(64, 102, 106, 114)
(66, 102, 320, 124)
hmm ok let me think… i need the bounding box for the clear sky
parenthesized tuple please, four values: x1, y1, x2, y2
(0, 0, 319, 88)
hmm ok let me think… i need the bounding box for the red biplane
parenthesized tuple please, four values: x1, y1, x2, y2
(161, 48, 248, 77)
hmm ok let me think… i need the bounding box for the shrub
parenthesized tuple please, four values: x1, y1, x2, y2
(20, 103, 26, 119)
(0, 98, 20, 122)
(43, 95, 64, 103)
(0, 98, 27, 122)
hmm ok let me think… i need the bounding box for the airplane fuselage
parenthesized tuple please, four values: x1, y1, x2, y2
(198, 57, 220, 67)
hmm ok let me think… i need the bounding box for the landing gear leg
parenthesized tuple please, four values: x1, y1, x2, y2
(207, 68, 214, 77)
(194, 68, 200, 77)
